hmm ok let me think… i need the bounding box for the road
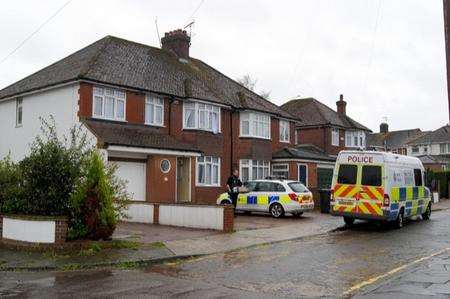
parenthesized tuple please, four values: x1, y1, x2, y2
(2, 209, 450, 298)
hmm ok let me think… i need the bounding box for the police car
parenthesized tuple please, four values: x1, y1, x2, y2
(217, 179, 314, 218)
(330, 150, 432, 228)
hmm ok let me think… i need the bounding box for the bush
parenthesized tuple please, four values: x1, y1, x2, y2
(68, 152, 129, 240)
(0, 156, 22, 213)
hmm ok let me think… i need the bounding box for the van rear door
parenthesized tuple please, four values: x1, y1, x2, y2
(358, 165, 384, 217)
(333, 164, 359, 212)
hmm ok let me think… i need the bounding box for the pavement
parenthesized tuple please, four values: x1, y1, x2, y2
(0, 199, 449, 272)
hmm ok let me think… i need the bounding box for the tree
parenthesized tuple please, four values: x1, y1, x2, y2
(236, 74, 271, 100)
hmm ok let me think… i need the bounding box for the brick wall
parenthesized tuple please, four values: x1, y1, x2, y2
(55, 218, 68, 244)
(126, 91, 145, 124)
(223, 205, 234, 233)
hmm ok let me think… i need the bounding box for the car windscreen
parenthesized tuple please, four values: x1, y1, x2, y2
(288, 182, 309, 193)
(361, 165, 382, 186)
(337, 164, 357, 185)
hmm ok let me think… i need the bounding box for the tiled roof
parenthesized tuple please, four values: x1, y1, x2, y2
(417, 154, 450, 165)
(83, 119, 201, 152)
(407, 125, 450, 145)
(272, 144, 336, 162)
(367, 128, 426, 149)
(280, 97, 370, 131)
(0, 36, 296, 120)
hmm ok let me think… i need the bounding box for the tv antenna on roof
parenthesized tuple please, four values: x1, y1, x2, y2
(184, 20, 195, 37)
(155, 17, 161, 47)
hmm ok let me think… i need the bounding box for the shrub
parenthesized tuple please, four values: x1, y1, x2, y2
(0, 156, 23, 213)
(68, 151, 129, 240)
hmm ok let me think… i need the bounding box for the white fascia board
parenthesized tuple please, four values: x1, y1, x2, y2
(271, 158, 336, 165)
(107, 145, 201, 157)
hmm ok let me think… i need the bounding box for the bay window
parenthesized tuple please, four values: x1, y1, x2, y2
(240, 160, 270, 182)
(279, 120, 290, 142)
(93, 86, 126, 121)
(240, 111, 271, 139)
(197, 156, 220, 186)
(145, 96, 164, 126)
(345, 130, 366, 148)
(272, 164, 289, 179)
(183, 101, 220, 133)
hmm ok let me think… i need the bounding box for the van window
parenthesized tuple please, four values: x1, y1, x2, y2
(362, 165, 382, 186)
(337, 164, 357, 185)
(414, 169, 423, 186)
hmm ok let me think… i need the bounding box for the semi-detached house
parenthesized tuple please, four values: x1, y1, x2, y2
(0, 29, 298, 205)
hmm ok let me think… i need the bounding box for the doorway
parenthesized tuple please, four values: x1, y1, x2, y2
(176, 157, 191, 202)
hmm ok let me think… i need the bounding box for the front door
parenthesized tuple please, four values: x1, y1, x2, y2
(176, 157, 191, 202)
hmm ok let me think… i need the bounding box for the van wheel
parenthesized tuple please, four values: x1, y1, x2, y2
(270, 203, 285, 218)
(344, 217, 355, 226)
(394, 209, 404, 229)
(422, 204, 431, 221)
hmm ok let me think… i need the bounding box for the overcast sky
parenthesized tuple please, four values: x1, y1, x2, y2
(0, 0, 447, 132)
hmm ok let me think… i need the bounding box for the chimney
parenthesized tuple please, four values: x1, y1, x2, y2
(380, 122, 389, 133)
(336, 94, 347, 116)
(161, 29, 191, 59)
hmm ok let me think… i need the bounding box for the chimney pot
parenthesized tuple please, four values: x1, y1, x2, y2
(380, 122, 389, 133)
(161, 28, 191, 59)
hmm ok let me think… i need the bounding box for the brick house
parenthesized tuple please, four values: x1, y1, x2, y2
(0, 30, 298, 205)
(275, 95, 371, 196)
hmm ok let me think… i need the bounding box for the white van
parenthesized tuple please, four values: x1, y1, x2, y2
(330, 150, 431, 228)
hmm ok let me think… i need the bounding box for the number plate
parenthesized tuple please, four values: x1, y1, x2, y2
(339, 199, 354, 205)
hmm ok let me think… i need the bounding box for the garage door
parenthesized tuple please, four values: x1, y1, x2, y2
(111, 161, 146, 201)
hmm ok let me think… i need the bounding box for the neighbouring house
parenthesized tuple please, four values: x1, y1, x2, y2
(366, 122, 427, 155)
(407, 124, 450, 171)
(0, 29, 298, 205)
(277, 95, 371, 195)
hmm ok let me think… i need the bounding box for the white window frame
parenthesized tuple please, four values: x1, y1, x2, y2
(92, 86, 126, 121)
(183, 101, 221, 133)
(145, 96, 164, 126)
(279, 120, 290, 143)
(272, 163, 289, 179)
(440, 143, 450, 154)
(240, 111, 271, 139)
(16, 98, 23, 127)
(331, 128, 339, 146)
(239, 159, 270, 182)
(297, 163, 309, 187)
(345, 130, 366, 148)
(295, 129, 299, 145)
(196, 156, 221, 187)
(412, 146, 420, 154)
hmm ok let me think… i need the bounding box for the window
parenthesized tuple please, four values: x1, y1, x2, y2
(332, 128, 339, 146)
(145, 96, 164, 126)
(361, 166, 382, 186)
(404, 170, 414, 185)
(183, 101, 220, 133)
(197, 156, 220, 186)
(243, 181, 258, 192)
(440, 143, 450, 154)
(93, 86, 126, 121)
(423, 146, 428, 153)
(337, 164, 357, 185)
(295, 129, 299, 145)
(160, 159, 171, 173)
(240, 112, 271, 139)
(272, 164, 289, 179)
(279, 120, 290, 142)
(345, 131, 366, 148)
(412, 146, 419, 154)
(288, 182, 309, 193)
(256, 182, 286, 192)
(414, 169, 423, 186)
(16, 98, 23, 127)
(298, 164, 308, 186)
(240, 160, 270, 182)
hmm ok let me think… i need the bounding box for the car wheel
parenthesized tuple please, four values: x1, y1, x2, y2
(394, 209, 404, 229)
(343, 216, 355, 226)
(422, 204, 431, 221)
(220, 200, 231, 205)
(293, 212, 304, 217)
(270, 203, 285, 218)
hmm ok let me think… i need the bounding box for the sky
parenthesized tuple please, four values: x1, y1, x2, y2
(0, 0, 447, 132)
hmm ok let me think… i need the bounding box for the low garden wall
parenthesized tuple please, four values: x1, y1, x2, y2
(0, 215, 67, 246)
(123, 202, 234, 232)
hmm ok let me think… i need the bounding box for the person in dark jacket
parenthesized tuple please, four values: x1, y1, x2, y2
(226, 169, 242, 209)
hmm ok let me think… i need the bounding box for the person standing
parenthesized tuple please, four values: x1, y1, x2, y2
(227, 169, 242, 209)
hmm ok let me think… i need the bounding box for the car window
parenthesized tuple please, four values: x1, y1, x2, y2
(255, 182, 286, 192)
(273, 183, 286, 192)
(361, 165, 382, 187)
(414, 169, 423, 186)
(288, 182, 309, 193)
(337, 164, 357, 184)
(244, 181, 257, 192)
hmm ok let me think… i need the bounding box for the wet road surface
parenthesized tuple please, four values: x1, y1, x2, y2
(2, 209, 450, 298)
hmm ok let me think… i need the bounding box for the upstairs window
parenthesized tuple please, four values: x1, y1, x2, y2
(93, 86, 126, 121)
(440, 143, 450, 154)
(145, 96, 164, 126)
(332, 128, 339, 146)
(345, 130, 365, 148)
(240, 111, 270, 139)
(183, 101, 220, 133)
(412, 146, 419, 154)
(16, 98, 23, 127)
(279, 120, 290, 142)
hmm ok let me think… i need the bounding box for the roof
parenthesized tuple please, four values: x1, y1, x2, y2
(280, 97, 370, 131)
(0, 35, 295, 120)
(272, 144, 336, 162)
(416, 154, 450, 165)
(367, 128, 426, 149)
(407, 125, 450, 145)
(83, 119, 200, 152)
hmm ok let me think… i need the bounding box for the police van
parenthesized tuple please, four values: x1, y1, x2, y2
(217, 179, 314, 218)
(330, 150, 431, 228)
